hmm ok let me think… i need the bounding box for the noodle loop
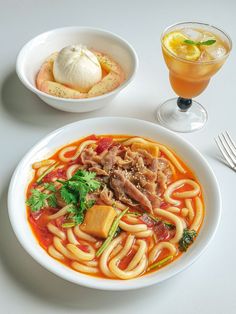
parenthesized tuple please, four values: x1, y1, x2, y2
(164, 179, 200, 205)
(109, 235, 147, 279)
(149, 242, 177, 265)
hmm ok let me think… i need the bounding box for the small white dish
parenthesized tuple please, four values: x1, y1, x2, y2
(8, 117, 221, 290)
(16, 27, 138, 113)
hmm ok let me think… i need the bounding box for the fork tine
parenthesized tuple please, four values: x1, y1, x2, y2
(215, 137, 235, 169)
(221, 132, 236, 163)
(225, 131, 236, 151)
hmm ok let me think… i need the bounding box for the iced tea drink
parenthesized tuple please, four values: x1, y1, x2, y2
(157, 22, 232, 132)
(162, 25, 231, 98)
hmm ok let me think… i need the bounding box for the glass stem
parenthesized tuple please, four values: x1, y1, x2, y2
(177, 97, 192, 112)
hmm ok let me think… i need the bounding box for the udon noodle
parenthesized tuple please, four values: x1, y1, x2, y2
(26, 134, 204, 280)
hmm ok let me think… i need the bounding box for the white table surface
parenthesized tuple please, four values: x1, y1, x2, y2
(1, 0, 236, 313)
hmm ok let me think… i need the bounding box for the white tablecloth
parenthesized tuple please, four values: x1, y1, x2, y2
(0, 0, 235, 313)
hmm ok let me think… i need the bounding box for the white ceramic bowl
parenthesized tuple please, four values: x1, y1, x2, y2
(16, 27, 138, 113)
(8, 117, 221, 290)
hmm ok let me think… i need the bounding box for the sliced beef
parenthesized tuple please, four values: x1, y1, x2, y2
(110, 170, 152, 212)
(156, 158, 173, 193)
(141, 167, 157, 181)
(144, 182, 156, 194)
(89, 166, 108, 176)
(101, 146, 119, 172)
(125, 149, 139, 166)
(87, 191, 100, 203)
(92, 149, 109, 163)
(157, 170, 168, 192)
(115, 156, 133, 170)
(150, 158, 158, 172)
(99, 187, 114, 205)
(110, 175, 126, 199)
(135, 149, 154, 166)
(157, 158, 173, 181)
(78, 141, 173, 213)
(80, 148, 98, 167)
(144, 191, 161, 208)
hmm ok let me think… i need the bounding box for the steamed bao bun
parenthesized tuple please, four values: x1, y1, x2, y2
(36, 45, 125, 99)
(53, 45, 102, 93)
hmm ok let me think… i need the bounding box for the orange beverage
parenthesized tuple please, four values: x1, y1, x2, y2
(162, 25, 231, 98)
(157, 22, 232, 133)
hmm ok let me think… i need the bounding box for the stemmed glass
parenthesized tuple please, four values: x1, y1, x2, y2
(157, 22, 232, 132)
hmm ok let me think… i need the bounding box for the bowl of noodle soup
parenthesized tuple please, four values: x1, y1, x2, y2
(8, 117, 221, 290)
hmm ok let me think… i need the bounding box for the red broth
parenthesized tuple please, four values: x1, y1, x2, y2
(26, 135, 204, 279)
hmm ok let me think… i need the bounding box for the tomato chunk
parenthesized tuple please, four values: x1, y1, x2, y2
(78, 244, 89, 253)
(160, 202, 168, 209)
(140, 214, 154, 227)
(119, 249, 136, 270)
(28, 215, 53, 248)
(96, 137, 113, 154)
(154, 221, 170, 241)
(85, 134, 98, 141)
(43, 168, 67, 182)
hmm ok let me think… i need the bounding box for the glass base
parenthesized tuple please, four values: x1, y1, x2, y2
(156, 98, 208, 133)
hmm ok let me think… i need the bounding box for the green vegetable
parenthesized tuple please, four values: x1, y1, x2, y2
(178, 228, 197, 252)
(148, 213, 175, 229)
(127, 211, 175, 229)
(184, 39, 216, 46)
(60, 185, 78, 205)
(26, 189, 57, 211)
(62, 221, 76, 228)
(26, 170, 100, 225)
(163, 221, 175, 230)
(47, 193, 57, 208)
(96, 207, 129, 257)
(114, 226, 122, 237)
(71, 170, 101, 191)
(148, 255, 173, 271)
(44, 182, 57, 192)
(36, 162, 59, 183)
(58, 170, 100, 225)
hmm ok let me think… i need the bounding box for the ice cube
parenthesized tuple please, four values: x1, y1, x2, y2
(198, 50, 212, 62)
(205, 44, 227, 59)
(201, 31, 216, 42)
(182, 28, 203, 41)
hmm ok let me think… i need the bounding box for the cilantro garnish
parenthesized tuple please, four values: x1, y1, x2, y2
(26, 170, 101, 225)
(178, 228, 197, 252)
(26, 189, 57, 211)
(43, 182, 57, 192)
(58, 170, 100, 224)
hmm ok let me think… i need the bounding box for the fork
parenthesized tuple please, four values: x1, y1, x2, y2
(215, 131, 236, 171)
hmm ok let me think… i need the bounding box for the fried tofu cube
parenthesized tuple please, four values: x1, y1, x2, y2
(80, 205, 117, 238)
(131, 142, 159, 157)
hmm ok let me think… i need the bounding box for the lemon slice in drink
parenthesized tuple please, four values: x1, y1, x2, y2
(163, 32, 201, 61)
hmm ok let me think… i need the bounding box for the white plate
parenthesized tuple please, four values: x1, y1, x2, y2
(8, 117, 221, 290)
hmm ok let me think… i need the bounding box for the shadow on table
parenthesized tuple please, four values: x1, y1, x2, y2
(0, 71, 68, 127)
(204, 144, 230, 169)
(0, 175, 171, 311)
(0, 71, 158, 128)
